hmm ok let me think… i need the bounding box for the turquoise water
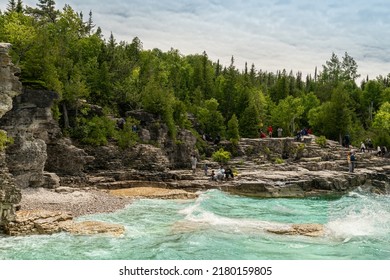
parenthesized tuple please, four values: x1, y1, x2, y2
(1, 188, 390, 260)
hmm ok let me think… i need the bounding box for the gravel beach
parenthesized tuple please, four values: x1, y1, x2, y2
(20, 188, 133, 217)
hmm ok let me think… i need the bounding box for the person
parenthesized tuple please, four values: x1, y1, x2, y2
(277, 127, 283, 138)
(117, 118, 125, 130)
(210, 170, 217, 181)
(350, 151, 356, 172)
(267, 126, 273, 138)
(190, 154, 197, 174)
(216, 166, 225, 181)
(214, 134, 221, 145)
(377, 146, 382, 156)
(203, 163, 208, 176)
(224, 167, 234, 179)
(347, 152, 352, 172)
(366, 138, 373, 152)
(260, 131, 267, 138)
(360, 142, 366, 153)
(295, 130, 302, 141)
(343, 134, 350, 148)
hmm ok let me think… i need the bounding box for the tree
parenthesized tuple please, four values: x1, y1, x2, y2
(271, 96, 304, 136)
(7, 0, 16, 13)
(227, 114, 240, 143)
(197, 98, 225, 139)
(341, 52, 360, 82)
(372, 102, 390, 132)
(309, 85, 354, 142)
(320, 52, 341, 84)
(36, 0, 58, 22)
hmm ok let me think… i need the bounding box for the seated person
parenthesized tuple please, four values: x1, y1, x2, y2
(210, 170, 217, 181)
(216, 166, 225, 181)
(224, 167, 234, 179)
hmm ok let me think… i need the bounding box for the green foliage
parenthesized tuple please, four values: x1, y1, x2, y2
(115, 117, 139, 150)
(227, 114, 240, 144)
(274, 158, 284, 164)
(315, 136, 327, 148)
(372, 102, 390, 132)
(72, 116, 116, 146)
(271, 96, 304, 136)
(197, 98, 225, 138)
(2, 1, 390, 147)
(0, 130, 14, 151)
(212, 148, 231, 164)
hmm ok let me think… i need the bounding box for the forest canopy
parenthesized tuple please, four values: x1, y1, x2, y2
(1, 0, 390, 148)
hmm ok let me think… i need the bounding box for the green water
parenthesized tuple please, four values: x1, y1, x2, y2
(1, 188, 390, 260)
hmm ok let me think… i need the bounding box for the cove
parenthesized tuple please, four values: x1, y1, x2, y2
(1, 188, 390, 260)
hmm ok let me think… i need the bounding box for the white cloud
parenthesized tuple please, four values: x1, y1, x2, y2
(5, 0, 390, 79)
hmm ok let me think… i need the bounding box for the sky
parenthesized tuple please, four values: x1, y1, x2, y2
(2, 0, 390, 80)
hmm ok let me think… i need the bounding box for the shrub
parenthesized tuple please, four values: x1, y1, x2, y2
(72, 116, 116, 146)
(274, 158, 284, 164)
(315, 136, 327, 148)
(212, 148, 231, 164)
(115, 117, 140, 150)
(0, 130, 13, 151)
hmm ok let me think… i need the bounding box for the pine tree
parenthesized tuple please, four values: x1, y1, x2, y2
(36, 0, 58, 22)
(227, 114, 240, 143)
(16, 0, 23, 13)
(7, 0, 16, 13)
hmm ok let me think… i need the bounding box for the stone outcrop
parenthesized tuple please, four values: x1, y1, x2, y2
(4, 209, 124, 236)
(0, 88, 93, 187)
(109, 187, 198, 199)
(0, 149, 21, 231)
(0, 43, 22, 118)
(61, 220, 125, 236)
(4, 210, 73, 236)
(266, 223, 324, 237)
(0, 43, 22, 231)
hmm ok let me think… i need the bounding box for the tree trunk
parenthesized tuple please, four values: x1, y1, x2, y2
(62, 102, 70, 129)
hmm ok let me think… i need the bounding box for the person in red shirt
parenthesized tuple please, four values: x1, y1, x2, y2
(267, 126, 273, 138)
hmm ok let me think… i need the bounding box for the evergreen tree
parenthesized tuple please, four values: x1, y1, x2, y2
(16, 0, 23, 13)
(7, 0, 16, 13)
(227, 114, 240, 143)
(341, 52, 360, 82)
(320, 52, 341, 84)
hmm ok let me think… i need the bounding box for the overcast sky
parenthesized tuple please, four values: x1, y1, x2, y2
(3, 0, 390, 80)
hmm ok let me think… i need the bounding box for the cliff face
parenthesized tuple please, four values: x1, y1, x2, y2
(0, 43, 22, 230)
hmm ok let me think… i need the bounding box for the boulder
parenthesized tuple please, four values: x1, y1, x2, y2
(61, 220, 125, 236)
(266, 223, 324, 237)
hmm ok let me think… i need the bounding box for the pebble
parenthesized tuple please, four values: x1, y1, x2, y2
(20, 188, 133, 217)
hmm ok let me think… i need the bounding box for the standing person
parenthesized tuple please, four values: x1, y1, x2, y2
(350, 151, 356, 172)
(277, 127, 283, 138)
(347, 152, 352, 172)
(203, 163, 208, 176)
(360, 142, 366, 153)
(190, 154, 197, 174)
(267, 125, 273, 138)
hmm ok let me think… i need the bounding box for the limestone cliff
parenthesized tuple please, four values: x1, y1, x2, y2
(0, 43, 22, 230)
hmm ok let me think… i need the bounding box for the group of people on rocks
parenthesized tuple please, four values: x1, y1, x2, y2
(259, 125, 274, 138)
(359, 139, 388, 157)
(191, 156, 235, 182)
(209, 166, 234, 181)
(259, 125, 287, 138)
(295, 128, 312, 141)
(346, 138, 388, 173)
